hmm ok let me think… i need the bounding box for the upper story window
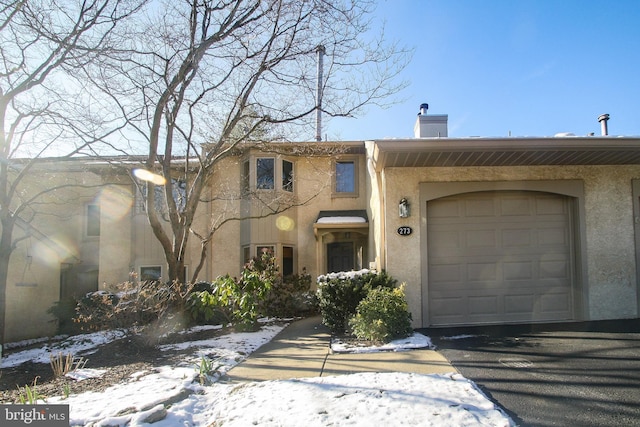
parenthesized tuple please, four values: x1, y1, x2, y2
(242, 161, 250, 195)
(256, 158, 275, 190)
(86, 204, 100, 237)
(282, 160, 294, 192)
(334, 158, 358, 197)
(244, 156, 295, 194)
(136, 178, 186, 219)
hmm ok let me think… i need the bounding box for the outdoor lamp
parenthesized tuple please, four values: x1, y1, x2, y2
(399, 198, 410, 218)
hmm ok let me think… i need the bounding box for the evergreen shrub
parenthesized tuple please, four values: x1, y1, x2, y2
(316, 270, 397, 335)
(188, 252, 276, 330)
(349, 285, 413, 343)
(259, 271, 316, 317)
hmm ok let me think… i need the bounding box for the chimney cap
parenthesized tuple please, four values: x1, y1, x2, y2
(598, 113, 610, 122)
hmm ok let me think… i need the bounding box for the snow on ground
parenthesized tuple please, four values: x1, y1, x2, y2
(331, 331, 434, 353)
(2, 320, 514, 426)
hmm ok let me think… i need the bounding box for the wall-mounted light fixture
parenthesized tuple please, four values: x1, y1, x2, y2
(399, 198, 410, 218)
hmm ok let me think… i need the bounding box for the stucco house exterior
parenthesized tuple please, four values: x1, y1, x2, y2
(3, 106, 640, 342)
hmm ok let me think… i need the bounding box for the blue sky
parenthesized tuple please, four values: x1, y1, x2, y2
(329, 0, 640, 140)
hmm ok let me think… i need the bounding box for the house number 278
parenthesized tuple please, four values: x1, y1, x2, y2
(397, 226, 413, 236)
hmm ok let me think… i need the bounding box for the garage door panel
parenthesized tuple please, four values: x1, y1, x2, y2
(500, 197, 533, 216)
(467, 229, 497, 248)
(467, 262, 497, 281)
(468, 295, 499, 315)
(502, 228, 532, 247)
(429, 263, 462, 283)
(541, 292, 571, 312)
(536, 195, 567, 215)
(538, 227, 569, 246)
(429, 199, 462, 218)
(503, 261, 533, 280)
(540, 258, 569, 279)
(430, 295, 467, 324)
(464, 198, 495, 217)
(504, 294, 535, 315)
(430, 230, 461, 249)
(427, 191, 575, 326)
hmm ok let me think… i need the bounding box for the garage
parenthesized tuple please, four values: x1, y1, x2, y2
(426, 190, 575, 326)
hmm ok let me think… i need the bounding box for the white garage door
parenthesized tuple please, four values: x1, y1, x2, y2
(426, 191, 574, 326)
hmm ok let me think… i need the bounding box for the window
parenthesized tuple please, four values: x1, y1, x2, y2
(243, 156, 295, 195)
(86, 204, 100, 237)
(242, 160, 250, 194)
(243, 246, 251, 265)
(139, 266, 161, 281)
(334, 159, 357, 196)
(257, 245, 275, 257)
(283, 246, 294, 276)
(256, 158, 275, 189)
(136, 178, 186, 219)
(282, 160, 294, 192)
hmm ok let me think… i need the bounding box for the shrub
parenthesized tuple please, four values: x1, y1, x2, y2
(74, 280, 194, 334)
(259, 270, 316, 317)
(74, 290, 122, 331)
(349, 285, 413, 343)
(48, 297, 83, 335)
(188, 251, 277, 330)
(316, 269, 397, 335)
(188, 275, 235, 325)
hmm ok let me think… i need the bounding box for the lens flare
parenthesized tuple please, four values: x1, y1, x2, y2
(275, 215, 295, 231)
(98, 186, 132, 221)
(133, 168, 166, 185)
(32, 237, 78, 267)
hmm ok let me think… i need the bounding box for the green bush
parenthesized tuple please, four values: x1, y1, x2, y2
(188, 252, 277, 330)
(316, 270, 397, 335)
(259, 271, 316, 317)
(48, 297, 84, 335)
(349, 285, 413, 343)
(188, 277, 234, 325)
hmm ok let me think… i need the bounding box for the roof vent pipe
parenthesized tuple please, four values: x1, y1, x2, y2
(419, 103, 429, 116)
(315, 45, 325, 142)
(598, 113, 610, 136)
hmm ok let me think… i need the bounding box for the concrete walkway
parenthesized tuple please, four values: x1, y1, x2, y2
(224, 316, 456, 383)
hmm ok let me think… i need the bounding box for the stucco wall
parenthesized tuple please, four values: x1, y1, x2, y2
(5, 229, 59, 341)
(382, 165, 640, 325)
(4, 169, 105, 341)
(98, 184, 134, 287)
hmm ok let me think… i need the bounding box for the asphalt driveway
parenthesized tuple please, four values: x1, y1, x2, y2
(423, 320, 640, 427)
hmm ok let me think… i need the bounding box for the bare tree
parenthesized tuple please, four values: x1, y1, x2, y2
(88, 0, 409, 285)
(0, 0, 144, 347)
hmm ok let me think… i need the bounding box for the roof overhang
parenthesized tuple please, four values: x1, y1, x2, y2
(314, 210, 369, 238)
(370, 137, 640, 171)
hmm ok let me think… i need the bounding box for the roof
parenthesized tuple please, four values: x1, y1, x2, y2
(314, 210, 369, 237)
(316, 210, 368, 223)
(370, 136, 640, 170)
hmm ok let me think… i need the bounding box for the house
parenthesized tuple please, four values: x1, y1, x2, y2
(3, 106, 640, 342)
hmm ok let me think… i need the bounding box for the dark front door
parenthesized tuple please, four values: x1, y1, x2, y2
(327, 242, 354, 273)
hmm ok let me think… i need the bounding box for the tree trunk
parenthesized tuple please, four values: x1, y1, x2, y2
(0, 218, 15, 351)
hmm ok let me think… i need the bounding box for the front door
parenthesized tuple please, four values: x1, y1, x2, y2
(327, 242, 354, 273)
